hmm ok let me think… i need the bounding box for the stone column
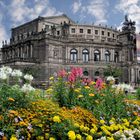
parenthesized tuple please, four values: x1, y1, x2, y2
(101, 48, 104, 61)
(30, 45, 33, 58)
(111, 49, 114, 62)
(131, 68, 135, 83)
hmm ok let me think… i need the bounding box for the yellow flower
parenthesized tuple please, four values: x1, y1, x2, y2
(80, 125, 85, 131)
(74, 123, 80, 128)
(90, 81, 96, 85)
(19, 121, 27, 126)
(97, 132, 103, 136)
(10, 135, 17, 140)
(76, 134, 82, 140)
(92, 124, 98, 131)
(124, 122, 130, 127)
(107, 137, 114, 140)
(132, 120, 139, 125)
(67, 131, 76, 140)
(100, 120, 105, 125)
(78, 95, 83, 98)
(122, 118, 128, 123)
(49, 137, 55, 140)
(37, 123, 43, 127)
(45, 133, 49, 139)
(36, 136, 44, 140)
(101, 126, 112, 136)
(46, 88, 53, 93)
(8, 97, 15, 102)
(49, 77, 54, 80)
(53, 116, 61, 123)
(95, 100, 99, 104)
(83, 126, 90, 132)
(86, 135, 93, 140)
(74, 88, 81, 93)
(89, 93, 95, 97)
(85, 86, 90, 89)
(90, 129, 96, 134)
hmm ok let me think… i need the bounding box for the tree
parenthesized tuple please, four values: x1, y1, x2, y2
(104, 65, 122, 77)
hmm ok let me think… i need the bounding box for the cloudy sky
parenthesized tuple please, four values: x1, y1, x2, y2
(0, 0, 140, 47)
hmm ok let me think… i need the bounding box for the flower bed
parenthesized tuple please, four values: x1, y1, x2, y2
(0, 66, 140, 140)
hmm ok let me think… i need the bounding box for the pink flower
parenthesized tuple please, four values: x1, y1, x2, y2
(68, 73, 76, 83)
(82, 78, 92, 85)
(95, 78, 103, 90)
(71, 67, 83, 78)
(58, 69, 67, 78)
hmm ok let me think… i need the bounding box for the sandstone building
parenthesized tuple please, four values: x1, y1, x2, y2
(1, 14, 140, 86)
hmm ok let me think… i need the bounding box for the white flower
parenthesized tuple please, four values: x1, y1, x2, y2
(11, 69, 22, 77)
(27, 124, 32, 130)
(107, 76, 115, 81)
(0, 66, 12, 75)
(21, 84, 35, 92)
(24, 74, 33, 81)
(14, 117, 19, 123)
(97, 136, 106, 140)
(0, 131, 4, 136)
(127, 137, 135, 140)
(0, 71, 7, 80)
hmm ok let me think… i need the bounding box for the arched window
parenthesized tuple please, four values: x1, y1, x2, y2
(95, 71, 100, 76)
(82, 49, 89, 62)
(105, 50, 110, 62)
(114, 51, 119, 62)
(83, 71, 89, 76)
(94, 50, 100, 61)
(70, 49, 78, 62)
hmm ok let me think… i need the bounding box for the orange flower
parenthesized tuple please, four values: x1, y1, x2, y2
(9, 110, 18, 116)
(100, 94, 105, 96)
(8, 97, 15, 102)
(89, 93, 95, 97)
(0, 115, 3, 120)
(2, 136, 7, 140)
(133, 111, 138, 116)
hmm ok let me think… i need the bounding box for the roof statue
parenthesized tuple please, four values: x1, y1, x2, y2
(122, 15, 136, 32)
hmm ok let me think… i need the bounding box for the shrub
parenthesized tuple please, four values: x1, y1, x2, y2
(60, 106, 97, 128)
(136, 88, 140, 100)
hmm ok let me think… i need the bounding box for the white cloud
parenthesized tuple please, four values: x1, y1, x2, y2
(9, 0, 62, 26)
(71, 0, 108, 24)
(72, 0, 82, 14)
(0, 2, 8, 48)
(116, 0, 140, 32)
(86, 0, 108, 24)
(0, 25, 8, 47)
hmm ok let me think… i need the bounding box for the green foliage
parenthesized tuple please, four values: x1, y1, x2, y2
(23, 66, 40, 78)
(104, 65, 122, 77)
(136, 88, 140, 100)
(92, 87, 128, 122)
(50, 119, 75, 139)
(52, 78, 79, 108)
(0, 84, 32, 110)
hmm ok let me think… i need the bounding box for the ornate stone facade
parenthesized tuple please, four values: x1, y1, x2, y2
(1, 14, 140, 86)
